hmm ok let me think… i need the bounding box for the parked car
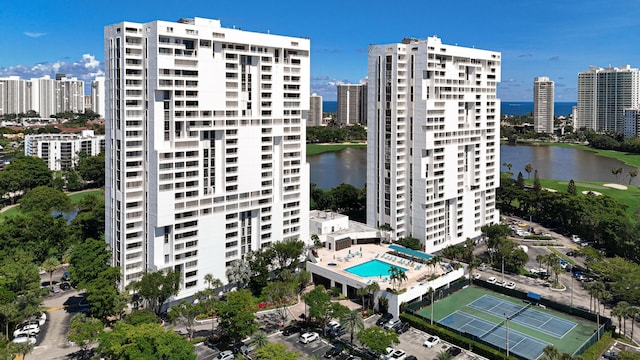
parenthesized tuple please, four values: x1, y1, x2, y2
(330, 325, 346, 337)
(376, 313, 393, 326)
(383, 319, 401, 330)
(386, 349, 406, 360)
(61, 271, 71, 282)
(472, 273, 481, 280)
(282, 323, 302, 336)
(505, 281, 516, 289)
(12, 333, 36, 345)
(215, 350, 235, 360)
(405, 356, 417, 360)
(13, 323, 39, 337)
(60, 282, 72, 290)
(446, 346, 462, 357)
(394, 322, 410, 334)
(232, 341, 249, 355)
(325, 320, 340, 333)
(487, 276, 497, 284)
(299, 332, 320, 344)
(324, 345, 343, 358)
(495, 280, 505, 287)
(423, 335, 440, 348)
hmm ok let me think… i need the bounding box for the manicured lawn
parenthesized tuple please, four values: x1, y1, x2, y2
(536, 178, 640, 217)
(67, 189, 103, 204)
(306, 143, 366, 156)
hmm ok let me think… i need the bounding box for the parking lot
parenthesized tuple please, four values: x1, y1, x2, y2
(268, 314, 487, 360)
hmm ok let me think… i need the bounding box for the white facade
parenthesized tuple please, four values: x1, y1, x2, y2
(623, 108, 640, 138)
(0, 75, 86, 116)
(577, 65, 640, 132)
(366, 37, 501, 254)
(533, 76, 554, 133)
(91, 77, 106, 117)
(308, 93, 323, 127)
(24, 130, 105, 171)
(337, 83, 367, 125)
(104, 17, 310, 298)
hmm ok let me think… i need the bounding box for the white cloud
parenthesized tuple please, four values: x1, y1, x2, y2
(24, 32, 46, 38)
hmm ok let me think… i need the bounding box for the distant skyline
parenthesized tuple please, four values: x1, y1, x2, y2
(1, 0, 640, 102)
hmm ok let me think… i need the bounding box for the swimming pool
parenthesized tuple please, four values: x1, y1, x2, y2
(345, 259, 407, 278)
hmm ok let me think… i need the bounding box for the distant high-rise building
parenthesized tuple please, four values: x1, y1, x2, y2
(533, 76, 554, 133)
(367, 36, 501, 253)
(91, 77, 105, 117)
(308, 93, 322, 126)
(24, 130, 105, 171)
(105, 17, 310, 298)
(623, 108, 640, 138)
(0, 76, 29, 115)
(337, 84, 367, 125)
(577, 65, 640, 132)
(0, 75, 86, 116)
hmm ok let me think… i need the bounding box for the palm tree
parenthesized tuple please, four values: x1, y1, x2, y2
(42, 256, 60, 288)
(525, 163, 534, 179)
(366, 282, 380, 311)
(544, 254, 557, 275)
(551, 262, 563, 287)
(628, 306, 639, 340)
(356, 286, 368, 310)
(612, 301, 629, 337)
(204, 273, 223, 290)
(612, 167, 623, 182)
(251, 330, 269, 349)
(541, 345, 561, 360)
(225, 259, 251, 289)
(435, 350, 452, 360)
(389, 266, 408, 290)
(535, 254, 545, 272)
(629, 169, 638, 185)
(340, 310, 364, 345)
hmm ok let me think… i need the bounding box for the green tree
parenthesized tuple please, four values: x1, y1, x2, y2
(69, 237, 111, 289)
(42, 256, 60, 288)
(168, 301, 202, 341)
(216, 289, 258, 342)
(302, 285, 349, 331)
(294, 269, 311, 295)
(567, 179, 577, 196)
(261, 281, 295, 323)
(612, 167, 623, 182)
(269, 239, 305, 277)
(435, 350, 453, 360)
(124, 309, 160, 325)
(251, 330, 269, 349)
(340, 310, 364, 345)
(395, 236, 423, 251)
(19, 186, 71, 214)
(533, 169, 541, 193)
(226, 259, 251, 290)
(525, 163, 534, 179)
(612, 301, 629, 337)
(254, 343, 299, 360)
(0, 155, 52, 202)
(389, 266, 408, 290)
(127, 270, 181, 316)
(69, 193, 106, 241)
(97, 322, 196, 360)
(357, 327, 399, 355)
(67, 313, 103, 359)
(77, 152, 105, 187)
(246, 251, 270, 296)
(85, 267, 126, 324)
(629, 169, 638, 184)
(516, 172, 525, 189)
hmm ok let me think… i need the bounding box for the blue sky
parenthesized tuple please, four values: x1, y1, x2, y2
(1, 0, 639, 102)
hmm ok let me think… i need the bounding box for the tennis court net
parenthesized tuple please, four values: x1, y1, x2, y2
(480, 319, 504, 338)
(509, 303, 531, 320)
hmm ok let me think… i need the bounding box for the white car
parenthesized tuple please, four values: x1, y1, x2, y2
(495, 280, 505, 287)
(299, 331, 319, 344)
(472, 273, 481, 280)
(423, 335, 440, 348)
(13, 323, 39, 337)
(12, 333, 36, 345)
(387, 349, 406, 360)
(36, 312, 47, 326)
(215, 350, 234, 360)
(487, 276, 497, 284)
(505, 281, 516, 289)
(383, 319, 401, 330)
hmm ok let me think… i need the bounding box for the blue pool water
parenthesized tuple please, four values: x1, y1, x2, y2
(345, 259, 407, 278)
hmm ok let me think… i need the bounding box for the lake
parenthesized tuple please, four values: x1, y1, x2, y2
(308, 144, 639, 189)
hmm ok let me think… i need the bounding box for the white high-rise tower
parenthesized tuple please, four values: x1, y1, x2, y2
(367, 36, 501, 253)
(533, 76, 554, 133)
(104, 17, 310, 298)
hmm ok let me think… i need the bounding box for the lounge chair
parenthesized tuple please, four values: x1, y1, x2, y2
(337, 258, 342, 262)
(375, 254, 380, 259)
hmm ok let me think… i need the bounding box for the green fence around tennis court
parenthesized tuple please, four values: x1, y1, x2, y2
(405, 279, 611, 358)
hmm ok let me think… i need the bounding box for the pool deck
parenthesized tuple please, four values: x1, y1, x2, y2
(312, 243, 449, 288)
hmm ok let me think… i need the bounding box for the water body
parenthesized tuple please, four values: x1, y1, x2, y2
(308, 147, 367, 189)
(308, 145, 638, 189)
(321, 101, 577, 116)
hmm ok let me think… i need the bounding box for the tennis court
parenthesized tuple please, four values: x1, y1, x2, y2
(415, 286, 598, 359)
(468, 294, 577, 338)
(440, 310, 548, 359)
